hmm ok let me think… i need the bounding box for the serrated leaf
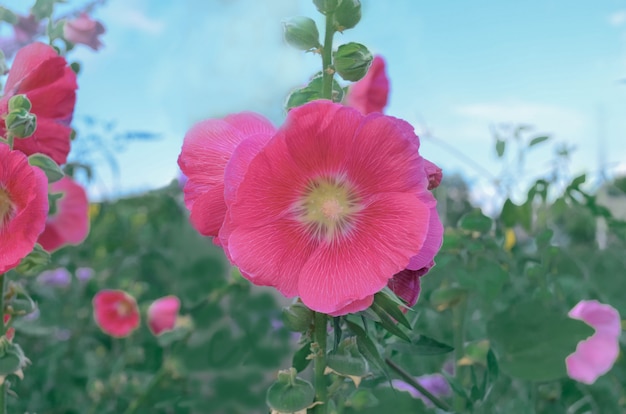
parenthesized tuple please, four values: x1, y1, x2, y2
(28, 153, 64, 183)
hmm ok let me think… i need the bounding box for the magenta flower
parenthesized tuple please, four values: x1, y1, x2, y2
(178, 113, 275, 240)
(93, 290, 140, 338)
(38, 176, 90, 252)
(147, 296, 181, 336)
(344, 55, 390, 115)
(63, 13, 106, 51)
(0, 42, 78, 165)
(0, 143, 49, 274)
(217, 100, 440, 315)
(566, 300, 621, 384)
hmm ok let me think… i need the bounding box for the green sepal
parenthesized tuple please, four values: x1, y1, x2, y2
(28, 153, 64, 183)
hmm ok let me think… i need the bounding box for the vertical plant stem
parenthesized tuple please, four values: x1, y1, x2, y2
(0, 273, 7, 414)
(321, 11, 335, 100)
(123, 365, 167, 414)
(312, 312, 328, 413)
(452, 296, 467, 412)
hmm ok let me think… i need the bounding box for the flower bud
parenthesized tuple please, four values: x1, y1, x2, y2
(333, 42, 372, 82)
(282, 302, 313, 332)
(283, 16, 321, 51)
(332, 0, 361, 32)
(266, 368, 315, 413)
(8, 94, 32, 112)
(312, 0, 338, 14)
(5, 108, 37, 138)
(0, 342, 29, 384)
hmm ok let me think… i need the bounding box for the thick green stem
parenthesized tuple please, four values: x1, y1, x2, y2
(312, 312, 328, 413)
(0, 273, 7, 414)
(385, 358, 452, 412)
(452, 297, 467, 412)
(321, 12, 335, 100)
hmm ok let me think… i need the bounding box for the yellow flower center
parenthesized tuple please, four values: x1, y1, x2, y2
(0, 188, 14, 229)
(295, 175, 362, 242)
(116, 301, 133, 317)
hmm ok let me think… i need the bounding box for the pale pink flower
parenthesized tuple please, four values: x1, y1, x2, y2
(0, 42, 78, 165)
(0, 143, 49, 274)
(219, 100, 441, 315)
(63, 13, 105, 51)
(344, 55, 390, 115)
(147, 296, 181, 336)
(566, 300, 621, 384)
(38, 176, 89, 251)
(93, 290, 140, 338)
(177, 113, 275, 240)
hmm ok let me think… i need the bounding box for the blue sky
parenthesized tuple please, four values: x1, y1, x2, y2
(4, 0, 626, 206)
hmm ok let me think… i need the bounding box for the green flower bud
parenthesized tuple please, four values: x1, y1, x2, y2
(332, 0, 361, 32)
(5, 108, 37, 138)
(266, 368, 315, 413)
(283, 16, 321, 51)
(333, 42, 372, 82)
(312, 0, 338, 14)
(282, 302, 313, 332)
(8, 95, 32, 112)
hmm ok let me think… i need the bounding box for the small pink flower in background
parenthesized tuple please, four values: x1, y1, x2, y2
(0, 42, 78, 165)
(3, 315, 15, 342)
(147, 296, 181, 336)
(566, 300, 621, 384)
(37, 268, 72, 288)
(38, 176, 90, 252)
(0, 143, 48, 274)
(344, 55, 390, 115)
(392, 374, 451, 407)
(177, 113, 275, 240)
(218, 100, 440, 315)
(63, 13, 105, 51)
(93, 290, 140, 338)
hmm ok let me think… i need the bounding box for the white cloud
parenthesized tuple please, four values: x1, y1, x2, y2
(609, 10, 626, 27)
(101, 3, 165, 35)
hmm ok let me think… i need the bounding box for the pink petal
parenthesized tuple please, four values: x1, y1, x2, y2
(298, 193, 430, 315)
(345, 55, 389, 115)
(93, 290, 140, 338)
(147, 295, 180, 336)
(566, 300, 621, 384)
(407, 193, 443, 271)
(38, 177, 89, 251)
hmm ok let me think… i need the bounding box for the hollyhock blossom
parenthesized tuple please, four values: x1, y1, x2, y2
(93, 290, 140, 338)
(344, 55, 389, 115)
(37, 268, 72, 288)
(147, 296, 181, 336)
(63, 13, 106, 51)
(0, 42, 78, 165)
(0, 143, 48, 274)
(565, 300, 621, 384)
(392, 374, 451, 407)
(38, 176, 89, 251)
(219, 100, 440, 315)
(178, 113, 276, 239)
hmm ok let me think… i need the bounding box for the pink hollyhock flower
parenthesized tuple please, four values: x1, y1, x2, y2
(147, 296, 181, 336)
(0, 42, 78, 165)
(387, 265, 433, 308)
(0, 143, 48, 274)
(566, 300, 621, 384)
(38, 176, 89, 251)
(219, 100, 440, 315)
(344, 55, 390, 115)
(93, 290, 140, 338)
(63, 13, 106, 51)
(177, 113, 276, 239)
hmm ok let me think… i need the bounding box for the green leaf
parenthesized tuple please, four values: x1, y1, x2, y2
(0, 6, 18, 24)
(370, 302, 410, 342)
(285, 74, 344, 110)
(390, 335, 454, 356)
(487, 300, 594, 381)
(14, 244, 50, 275)
(345, 320, 385, 373)
(292, 341, 313, 373)
(500, 199, 518, 227)
(459, 209, 492, 234)
(487, 348, 499, 381)
(373, 290, 411, 329)
(28, 153, 64, 183)
(495, 139, 506, 158)
(32, 0, 55, 20)
(528, 135, 550, 147)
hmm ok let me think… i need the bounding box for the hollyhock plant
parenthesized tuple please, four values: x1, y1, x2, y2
(63, 13, 106, 51)
(565, 300, 621, 384)
(147, 295, 181, 336)
(93, 290, 140, 338)
(0, 142, 48, 274)
(178, 113, 276, 239)
(0, 42, 77, 165)
(344, 55, 389, 115)
(38, 176, 90, 251)
(216, 100, 441, 315)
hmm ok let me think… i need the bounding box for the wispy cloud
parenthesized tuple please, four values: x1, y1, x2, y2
(101, 3, 165, 35)
(608, 10, 626, 27)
